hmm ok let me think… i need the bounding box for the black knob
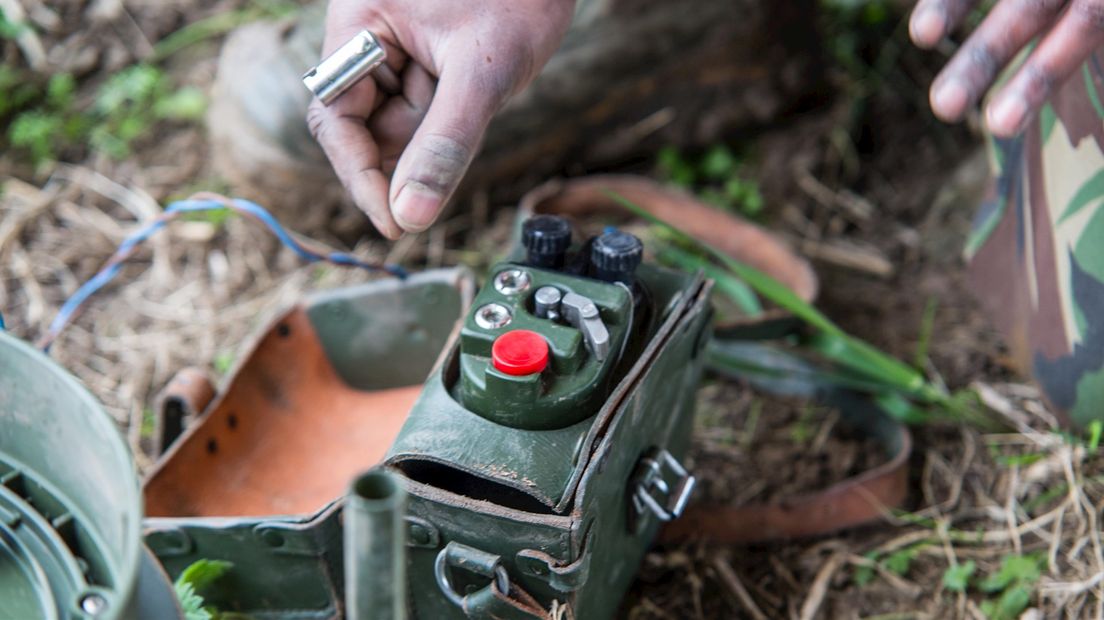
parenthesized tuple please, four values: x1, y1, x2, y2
(590, 229, 643, 284)
(522, 215, 572, 269)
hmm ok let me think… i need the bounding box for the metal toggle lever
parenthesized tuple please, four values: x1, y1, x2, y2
(561, 292, 610, 362)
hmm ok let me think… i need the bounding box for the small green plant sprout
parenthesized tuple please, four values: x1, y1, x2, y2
(213, 351, 235, 376)
(140, 408, 157, 440)
(883, 547, 917, 577)
(1087, 420, 1102, 452)
(977, 554, 1044, 620)
(9, 110, 64, 165)
(655, 144, 765, 218)
(174, 559, 234, 620)
(92, 64, 207, 159)
(5, 63, 208, 165)
(0, 8, 27, 39)
(852, 552, 877, 587)
(607, 189, 987, 427)
(941, 560, 976, 593)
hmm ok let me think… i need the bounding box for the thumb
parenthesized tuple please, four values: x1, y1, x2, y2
(388, 66, 509, 232)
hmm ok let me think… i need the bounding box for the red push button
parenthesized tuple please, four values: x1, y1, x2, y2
(492, 330, 549, 376)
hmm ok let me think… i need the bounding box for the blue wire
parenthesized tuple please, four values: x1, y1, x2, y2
(42, 197, 405, 350)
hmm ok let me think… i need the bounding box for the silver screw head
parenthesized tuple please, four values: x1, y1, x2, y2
(80, 593, 107, 616)
(493, 269, 531, 295)
(474, 303, 512, 330)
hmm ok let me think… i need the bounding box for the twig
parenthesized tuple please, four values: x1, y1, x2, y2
(51, 165, 173, 283)
(0, 0, 47, 69)
(794, 165, 874, 222)
(797, 237, 894, 278)
(798, 552, 844, 620)
(710, 554, 768, 620)
(1005, 463, 1023, 555)
(0, 177, 57, 262)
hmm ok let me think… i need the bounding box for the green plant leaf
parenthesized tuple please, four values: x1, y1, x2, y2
(603, 188, 949, 413)
(96, 64, 165, 112)
(213, 351, 235, 375)
(0, 11, 27, 39)
(176, 559, 233, 592)
(154, 87, 207, 121)
(174, 581, 212, 620)
(852, 552, 877, 587)
(1088, 420, 1102, 452)
(700, 144, 739, 180)
(46, 74, 76, 109)
(89, 125, 131, 160)
(990, 584, 1032, 620)
(656, 146, 696, 186)
(979, 555, 1042, 593)
(657, 245, 763, 316)
(884, 549, 914, 576)
(941, 560, 975, 593)
(140, 408, 156, 440)
(9, 111, 62, 163)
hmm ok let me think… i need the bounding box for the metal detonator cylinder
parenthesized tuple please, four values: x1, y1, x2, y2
(303, 30, 388, 104)
(345, 468, 408, 620)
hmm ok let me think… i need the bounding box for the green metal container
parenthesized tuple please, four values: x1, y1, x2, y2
(0, 332, 179, 619)
(386, 261, 712, 619)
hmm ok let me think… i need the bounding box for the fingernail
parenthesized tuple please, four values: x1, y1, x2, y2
(932, 80, 968, 120)
(393, 182, 442, 232)
(988, 95, 1029, 136)
(910, 9, 945, 46)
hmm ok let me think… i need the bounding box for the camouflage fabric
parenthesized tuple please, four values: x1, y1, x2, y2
(969, 51, 1104, 429)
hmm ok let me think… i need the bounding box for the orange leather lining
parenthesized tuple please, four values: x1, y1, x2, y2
(143, 308, 418, 518)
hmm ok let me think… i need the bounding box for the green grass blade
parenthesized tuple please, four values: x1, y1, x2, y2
(605, 189, 841, 334)
(604, 188, 946, 406)
(657, 245, 763, 316)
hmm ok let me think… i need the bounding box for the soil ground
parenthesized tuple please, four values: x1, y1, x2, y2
(1, 1, 1102, 618)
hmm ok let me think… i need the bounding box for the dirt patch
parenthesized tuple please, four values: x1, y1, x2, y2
(691, 382, 887, 506)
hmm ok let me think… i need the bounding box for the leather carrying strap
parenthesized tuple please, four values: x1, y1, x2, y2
(662, 406, 910, 544)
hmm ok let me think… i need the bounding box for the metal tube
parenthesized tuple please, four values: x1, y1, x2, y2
(345, 468, 407, 620)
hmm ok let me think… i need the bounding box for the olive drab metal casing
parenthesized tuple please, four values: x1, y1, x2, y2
(140, 227, 712, 618)
(0, 332, 181, 619)
(385, 259, 713, 618)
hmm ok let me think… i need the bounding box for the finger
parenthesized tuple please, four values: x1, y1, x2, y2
(369, 63, 436, 173)
(928, 0, 1068, 121)
(307, 98, 403, 239)
(986, 0, 1104, 136)
(910, 0, 980, 48)
(387, 66, 511, 233)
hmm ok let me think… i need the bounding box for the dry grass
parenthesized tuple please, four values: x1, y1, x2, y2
(620, 380, 1104, 619)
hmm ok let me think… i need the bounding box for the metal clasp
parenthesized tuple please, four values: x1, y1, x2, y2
(628, 449, 695, 532)
(434, 542, 511, 609)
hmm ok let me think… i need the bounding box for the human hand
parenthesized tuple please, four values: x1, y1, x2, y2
(308, 0, 574, 238)
(910, 0, 1104, 137)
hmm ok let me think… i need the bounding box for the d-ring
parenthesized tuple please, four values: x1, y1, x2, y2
(434, 545, 510, 608)
(302, 30, 401, 104)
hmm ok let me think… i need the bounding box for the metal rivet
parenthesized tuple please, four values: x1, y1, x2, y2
(493, 269, 531, 295)
(260, 529, 285, 547)
(410, 525, 431, 546)
(474, 303, 512, 330)
(80, 593, 107, 616)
